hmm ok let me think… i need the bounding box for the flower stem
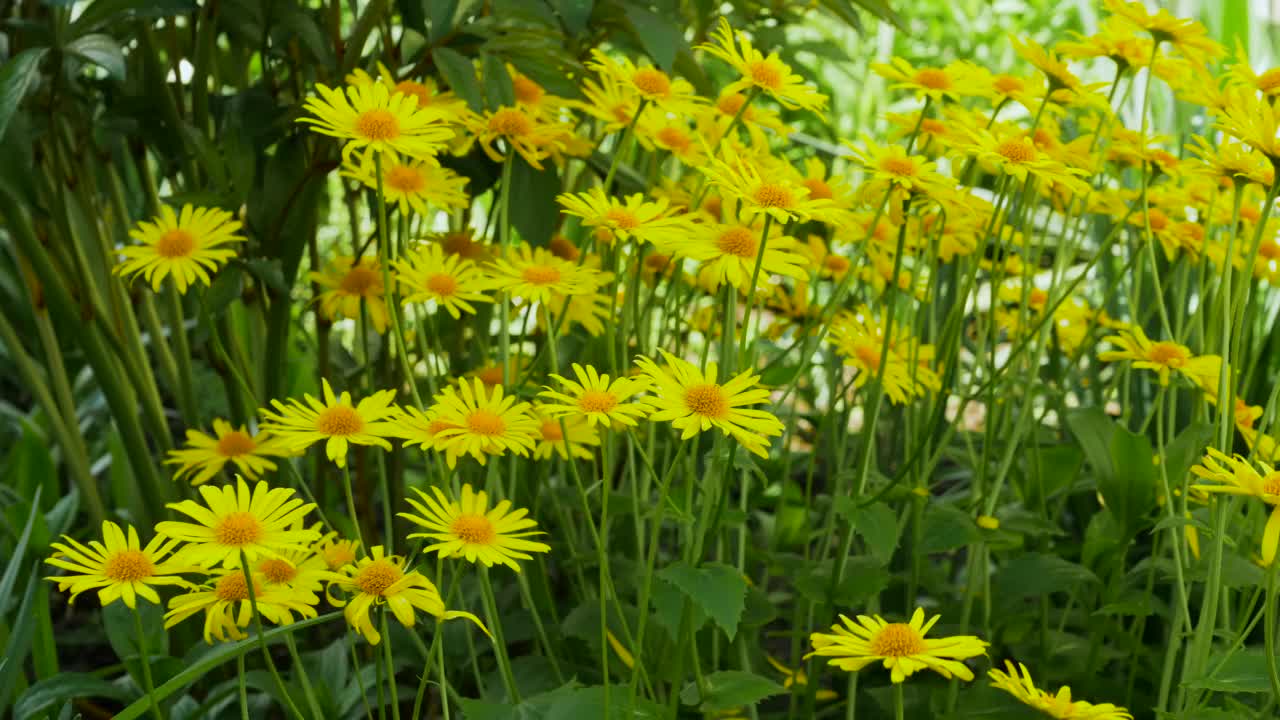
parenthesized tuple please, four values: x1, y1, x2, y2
(894, 682, 904, 720)
(238, 549, 306, 720)
(1266, 556, 1280, 704)
(479, 566, 521, 702)
(237, 654, 250, 720)
(381, 609, 402, 720)
(132, 605, 164, 720)
(410, 624, 442, 720)
(285, 632, 325, 720)
(737, 214, 774, 365)
(342, 463, 366, 549)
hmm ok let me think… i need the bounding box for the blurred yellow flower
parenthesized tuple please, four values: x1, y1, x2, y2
(309, 255, 390, 332)
(539, 363, 651, 428)
(164, 567, 317, 643)
(989, 660, 1133, 719)
(700, 18, 827, 112)
(394, 243, 492, 319)
(342, 151, 469, 214)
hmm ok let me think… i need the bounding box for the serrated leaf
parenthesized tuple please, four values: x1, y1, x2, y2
(655, 561, 747, 640)
(680, 671, 783, 712)
(920, 504, 979, 554)
(0, 48, 48, 142)
(432, 47, 483, 112)
(65, 33, 125, 80)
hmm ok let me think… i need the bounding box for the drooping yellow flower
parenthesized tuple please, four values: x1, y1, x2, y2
(393, 243, 492, 319)
(539, 363, 652, 428)
(309, 255, 391, 333)
(155, 477, 321, 569)
(572, 70, 646, 132)
(114, 204, 243, 294)
(699, 145, 833, 223)
(483, 245, 601, 304)
(1102, 0, 1223, 61)
(328, 546, 488, 644)
(299, 82, 455, 161)
(1057, 18, 1157, 73)
(699, 18, 827, 112)
(764, 655, 838, 702)
(637, 116, 707, 166)
(164, 567, 318, 643)
(557, 188, 698, 247)
(806, 608, 989, 684)
(989, 660, 1134, 719)
(45, 521, 195, 608)
(634, 350, 785, 458)
(426, 378, 539, 467)
(586, 49, 703, 115)
(1192, 448, 1280, 564)
(826, 308, 942, 404)
(259, 379, 401, 467)
(400, 484, 552, 572)
(657, 222, 806, 290)
(872, 57, 989, 102)
(166, 420, 292, 485)
(541, 290, 612, 337)
(1097, 326, 1221, 388)
(341, 151, 470, 214)
(532, 410, 601, 461)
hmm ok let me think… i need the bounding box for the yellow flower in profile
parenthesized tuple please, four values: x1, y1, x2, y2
(463, 104, 569, 170)
(989, 660, 1133, 719)
(484, 245, 601, 304)
(164, 567, 318, 643)
(114, 204, 243, 294)
(393, 243, 492, 319)
(659, 222, 806, 291)
(1097, 326, 1221, 388)
(586, 49, 703, 115)
(532, 410, 601, 461)
(847, 137, 954, 219)
(166, 420, 291, 485)
(1057, 18, 1156, 72)
(45, 521, 195, 608)
(314, 531, 361, 571)
(700, 145, 832, 223)
(391, 405, 458, 455)
(806, 608, 989, 683)
(1102, 0, 1223, 61)
(1010, 36, 1085, 94)
(764, 655, 838, 702)
(1186, 135, 1274, 189)
(557, 188, 697, 246)
(541, 291, 612, 337)
(958, 128, 1089, 195)
(539, 363, 652, 428)
(827, 308, 941, 405)
(634, 350, 785, 458)
(573, 70, 646, 132)
(699, 18, 827, 112)
(259, 379, 401, 467)
(872, 57, 988, 102)
(299, 82, 455, 161)
(1216, 88, 1280, 163)
(328, 546, 488, 644)
(427, 378, 539, 467)
(400, 484, 552, 572)
(1191, 448, 1280, 564)
(342, 151, 469, 214)
(155, 477, 321, 569)
(310, 255, 391, 333)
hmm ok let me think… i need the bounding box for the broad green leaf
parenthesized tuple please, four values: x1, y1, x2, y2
(680, 671, 784, 712)
(1162, 422, 1214, 489)
(1186, 649, 1274, 693)
(70, 0, 197, 35)
(853, 502, 900, 565)
(397, 0, 426, 33)
(551, 0, 593, 35)
(995, 552, 1098, 598)
(65, 34, 126, 80)
(656, 561, 747, 640)
(508, 155, 559, 247)
(545, 685, 666, 719)
(1027, 444, 1083, 507)
(426, 0, 460, 42)
(1066, 407, 1116, 481)
(0, 49, 48, 143)
(623, 4, 682, 70)
(919, 503, 979, 554)
(433, 47, 483, 112)
(482, 52, 515, 109)
(0, 485, 42, 616)
(13, 673, 134, 718)
(1105, 424, 1158, 534)
(0, 573, 40, 707)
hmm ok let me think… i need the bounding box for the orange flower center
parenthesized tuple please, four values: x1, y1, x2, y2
(441, 232, 483, 258)
(394, 80, 432, 107)
(716, 226, 758, 258)
(466, 410, 507, 436)
(684, 383, 729, 418)
(913, 68, 950, 90)
(103, 549, 154, 582)
(656, 126, 692, 152)
(214, 571, 258, 602)
(156, 229, 196, 258)
(1260, 240, 1280, 260)
(450, 514, 497, 544)
(477, 366, 505, 386)
(316, 405, 364, 436)
(1146, 341, 1188, 367)
(355, 558, 403, 596)
(340, 266, 380, 295)
(1259, 69, 1280, 94)
(426, 272, 459, 297)
(879, 156, 918, 177)
(578, 389, 618, 413)
(1146, 208, 1170, 231)
(488, 108, 533, 137)
(823, 254, 851, 273)
(548, 236, 580, 261)
(1029, 288, 1049, 307)
(1032, 129, 1056, 150)
(854, 344, 881, 371)
(753, 183, 794, 209)
(747, 59, 785, 90)
(323, 542, 358, 570)
(521, 264, 562, 285)
(513, 76, 545, 105)
(214, 511, 265, 546)
(920, 118, 947, 136)
(426, 418, 458, 436)
(632, 68, 672, 97)
(644, 253, 671, 270)
(355, 109, 401, 141)
(216, 430, 257, 458)
(539, 420, 564, 442)
(386, 164, 426, 193)
(996, 139, 1036, 164)
(803, 178, 834, 200)
(870, 623, 927, 657)
(993, 75, 1024, 95)
(717, 93, 748, 116)
(605, 207, 641, 230)
(258, 557, 298, 584)
(1262, 472, 1280, 498)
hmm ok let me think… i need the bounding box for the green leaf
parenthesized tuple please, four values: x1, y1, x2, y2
(482, 52, 515, 110)
(0, 49, 48, 143)
(551, 0, 593, 35)
(426, 0, 460, 43)
(1066, 407, 1116, 481)
(71, 0, 197, 35)
(397, 0, 427, 33)
(1162, 422, 1214, 489)
(1186, 649, 1274, 693)
(919, 504, 979, 554)
(508, 155, 560, 247)
(680, 671, 784, 712)
(995, 552, 1099, 598)
(1105, 424, 1158, 534)
(623, 4, 683, 70)
(0, 485, 42, 616)
(853, 502, 900, 565)
(65, 34, 126, 80)
(432, 47, 483, 112)
(546, 685, 665, 719)
(656, 561, 747, 640)
(14, 673, 134, 718)
(0, 572, 40, 707)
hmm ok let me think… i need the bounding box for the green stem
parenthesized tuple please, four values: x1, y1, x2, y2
(1266, 555, 1280, 704)
(238, 550, 306, 720)
(132, 605, 164, 720)
(343, 463, 367, 550)
(894, 682, 904, 720)
(285, 632, 324, 720)
(479, 567, 521, 702)
(410, 624, 442, 720)
(381, 610, 402, 720)
(737, 215, 774, 365)
(237, 654, 249, 720)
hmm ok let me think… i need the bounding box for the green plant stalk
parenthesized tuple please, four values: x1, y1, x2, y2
(894, 682, 904, 720)
(342, 463, 367, 549)
(284, 632, 324, 720)
(238, 550, 305, 720)
(132, 605, 164, 720)
(237, 654, 249, 720)
(479, 567, 521, 703)
(137, 294, 188, 418)
(438, 629, 452, 720)
(164, 285, 199, 422)
(737, 214, 774, 364)
(381, 610, 402, 720)
(1265, 556, 1280, 703)
(629, 440, 687, 700)
(409, 623, 442, 720)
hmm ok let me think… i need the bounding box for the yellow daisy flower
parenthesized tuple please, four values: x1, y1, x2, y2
(299, 81, 455, 161)
(989, 660, 1134, 720)
(637, 116, 707, 166)
(328, 546, 488, 645)
(1102, 0, 1223, 61)
(572, 70, 646, 132)
(254, 539, 341, 599)
(259, 379, 401, 468)
(539, 362, 652, 428)
(764, 655, 839, 702)
(806, 608, 989, 684)
(658, 221, 806, 291)
(557, 187, 699, 247)
(540, 290, 612, 337)
(400, 484, 552, 572)
(698, 90, 793, 148)
(699, 145, 833, 224)
(1097, 326, 1221, 387)
(341, 151, 470, 214)
(699, 18, 827, 112)
(871, 57, 989, 102)
(1191, 448, 1280, 564)
(483, 245, 601, 304)
(826, 308, 942, 405)
(1057, 18, 1157, 72)
(310, 255, 391, 333)
(1186, 135, 1274, 188)
(166, 419, 291, 485)
(463, 104, 570, 170)
(532, 410, 601, 461)
(586, 49, 703, 115)
(45, 521, 195, 608)
(393, 243, 492, 319)
(163, 567, 318, 643)
(957, 128, 1089, 195)
(313, 531, 361, 571)
(114, 204, 243, 294)
(634, 350, 785, 458)
(846, 137, 955, 219)
(155, 477, 321, 569)
(1010, 36, 1086, 94)
(346, 62, 468, 118)
(1216, 88, 1280, 163)
(427, 378, 539, 468)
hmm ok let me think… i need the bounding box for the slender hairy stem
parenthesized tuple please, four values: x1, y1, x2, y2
(132, 605, 164, 720)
